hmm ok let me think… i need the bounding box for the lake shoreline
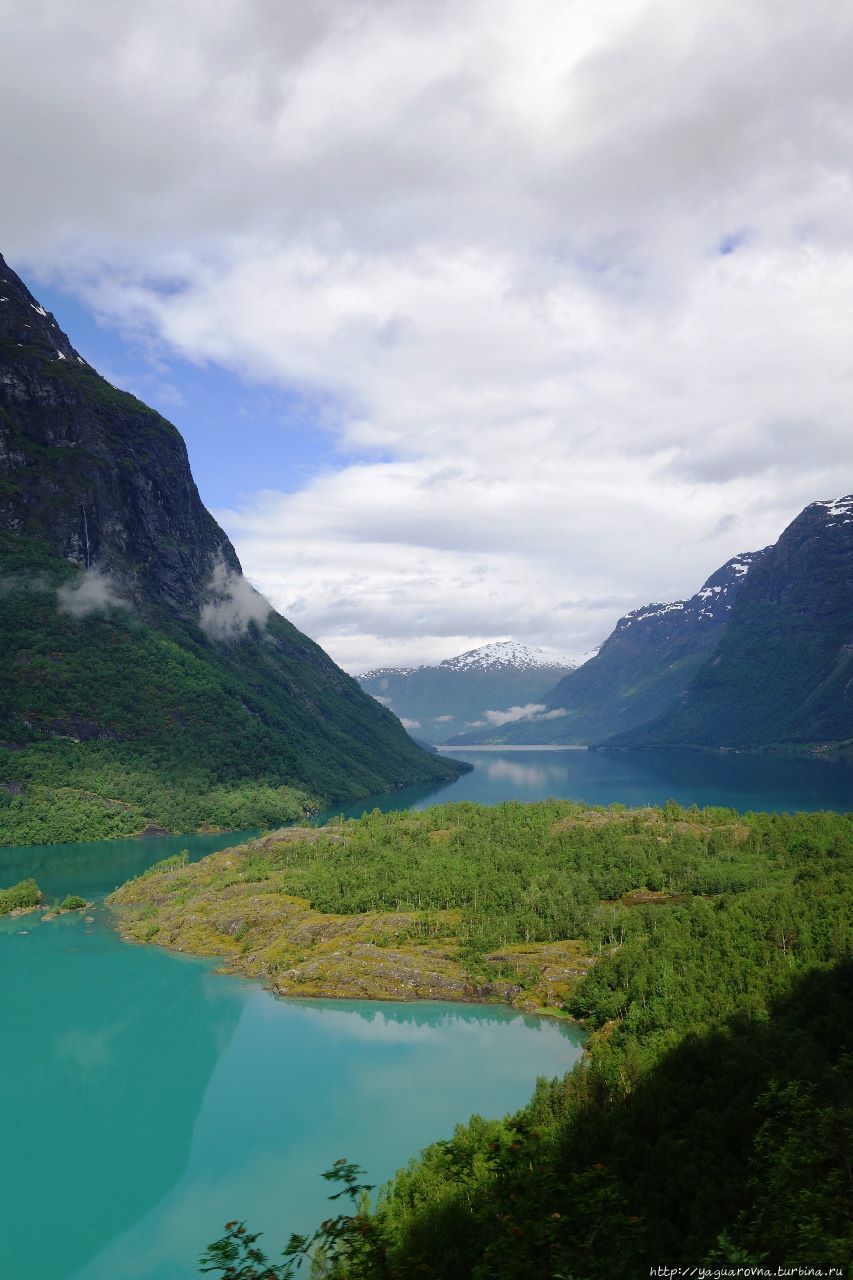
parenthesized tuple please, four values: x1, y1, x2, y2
(109, 911, 585, 1023)
(441, 740, 853, 760)
(106, 825, 596, 1017)
(436, 743, 589, 752)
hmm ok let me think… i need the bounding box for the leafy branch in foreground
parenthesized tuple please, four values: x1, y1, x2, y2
(200, 1160, 376, 1280)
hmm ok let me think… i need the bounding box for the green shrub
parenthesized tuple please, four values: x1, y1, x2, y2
(0, 879, 42, 914)
(59, 894, 87, 911)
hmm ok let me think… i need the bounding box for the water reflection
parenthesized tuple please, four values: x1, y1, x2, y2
(68, 993, 582, 1280)
(428, 746, 853, 813)
(287, 996, 574, 1037)
(0, 910, 242, 1280)
(0, 828, 257, 899)
(477, 755, 570, 789)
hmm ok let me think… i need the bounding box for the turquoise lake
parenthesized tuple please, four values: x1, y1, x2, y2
(1, 746, 851, 1279)
(352, 745, 853, 817)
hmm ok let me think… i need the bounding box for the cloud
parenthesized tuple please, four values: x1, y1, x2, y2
(4, 1, 853, 666)
(400, 717, 420, 730)
(199, 558, 271, 641)
(479, 704, 568, 728)
(433, 715, 454, 722)
(57, 568, 129, 618)
(483, 704, 547, 727)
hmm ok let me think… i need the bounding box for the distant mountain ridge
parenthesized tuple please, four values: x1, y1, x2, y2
(358, 641, 583, 743)
(611, 496, 853, 751)
(448, 550, 768, 747)
(440, 640, 589, 673)
(450, 495, 853, 755)
(0, 251, 464, 844)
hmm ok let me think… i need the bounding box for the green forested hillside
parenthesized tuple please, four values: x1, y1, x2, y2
(0, 540, 463, 844)
(167, 800, 853, 1277)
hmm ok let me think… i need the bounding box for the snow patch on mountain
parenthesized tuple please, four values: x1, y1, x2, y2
(360, 640, 589, 680)
(618, 549, 767, 630)
(441, 640, 583, 673)
(813, 495, 853, 526)
(358, 665, 419, 681)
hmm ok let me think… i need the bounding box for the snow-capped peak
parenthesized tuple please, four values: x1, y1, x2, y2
(440, 640, 581, 673)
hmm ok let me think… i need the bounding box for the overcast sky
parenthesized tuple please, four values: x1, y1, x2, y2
(4, 0, 852, 670)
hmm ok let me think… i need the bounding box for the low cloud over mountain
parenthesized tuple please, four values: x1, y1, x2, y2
(4, 1, 853, 666)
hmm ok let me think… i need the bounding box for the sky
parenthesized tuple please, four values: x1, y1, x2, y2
(3, 0, 853, 672)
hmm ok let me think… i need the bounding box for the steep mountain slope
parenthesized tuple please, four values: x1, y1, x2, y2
(0, 252, 463, 844)
(612, 497, 853, 751)
(448, 553, 766, 746)
(358, 641, 582, 743)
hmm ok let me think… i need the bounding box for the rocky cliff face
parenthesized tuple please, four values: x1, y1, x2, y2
(449, 551, 767, 746)
(0, 253, 464, 843)
(614, 497, 853, 750)
(0, 252, 238, 614)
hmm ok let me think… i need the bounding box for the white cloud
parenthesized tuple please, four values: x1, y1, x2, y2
(481, 703, 569, 727)
(199, 558, 271, 641)
(4, 1, 853, 667)
(400, 717, 421, 730)
(484, 704, 547, 727)
(57, 568, 128, 619)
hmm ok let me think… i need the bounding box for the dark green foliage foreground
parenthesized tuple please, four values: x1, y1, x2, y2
(198, 800, 853, 1277)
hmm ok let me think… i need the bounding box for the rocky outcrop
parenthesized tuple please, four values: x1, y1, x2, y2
(108, 830, 592, 1013)
(0, 252, 238, 615)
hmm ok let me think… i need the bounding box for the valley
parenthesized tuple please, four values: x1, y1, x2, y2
(358, 640, 583, 743)
(1, 248, 851, 1279)
(446, 505, 853, 756)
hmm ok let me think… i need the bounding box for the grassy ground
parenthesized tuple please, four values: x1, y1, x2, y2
(108, 827, 592, 1010)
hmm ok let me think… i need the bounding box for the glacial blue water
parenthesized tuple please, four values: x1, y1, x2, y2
(1, 746, 850, 1279)
(0, 899, 581, 1280)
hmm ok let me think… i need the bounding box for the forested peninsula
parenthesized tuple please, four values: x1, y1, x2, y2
(106, 799, 853, 1276)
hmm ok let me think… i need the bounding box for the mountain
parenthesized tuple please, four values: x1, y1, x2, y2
(358, 640, 583, 743)
(0, 252, 464, 844)
(610, 496, 853, 751)
(448, 552, 767, 746)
